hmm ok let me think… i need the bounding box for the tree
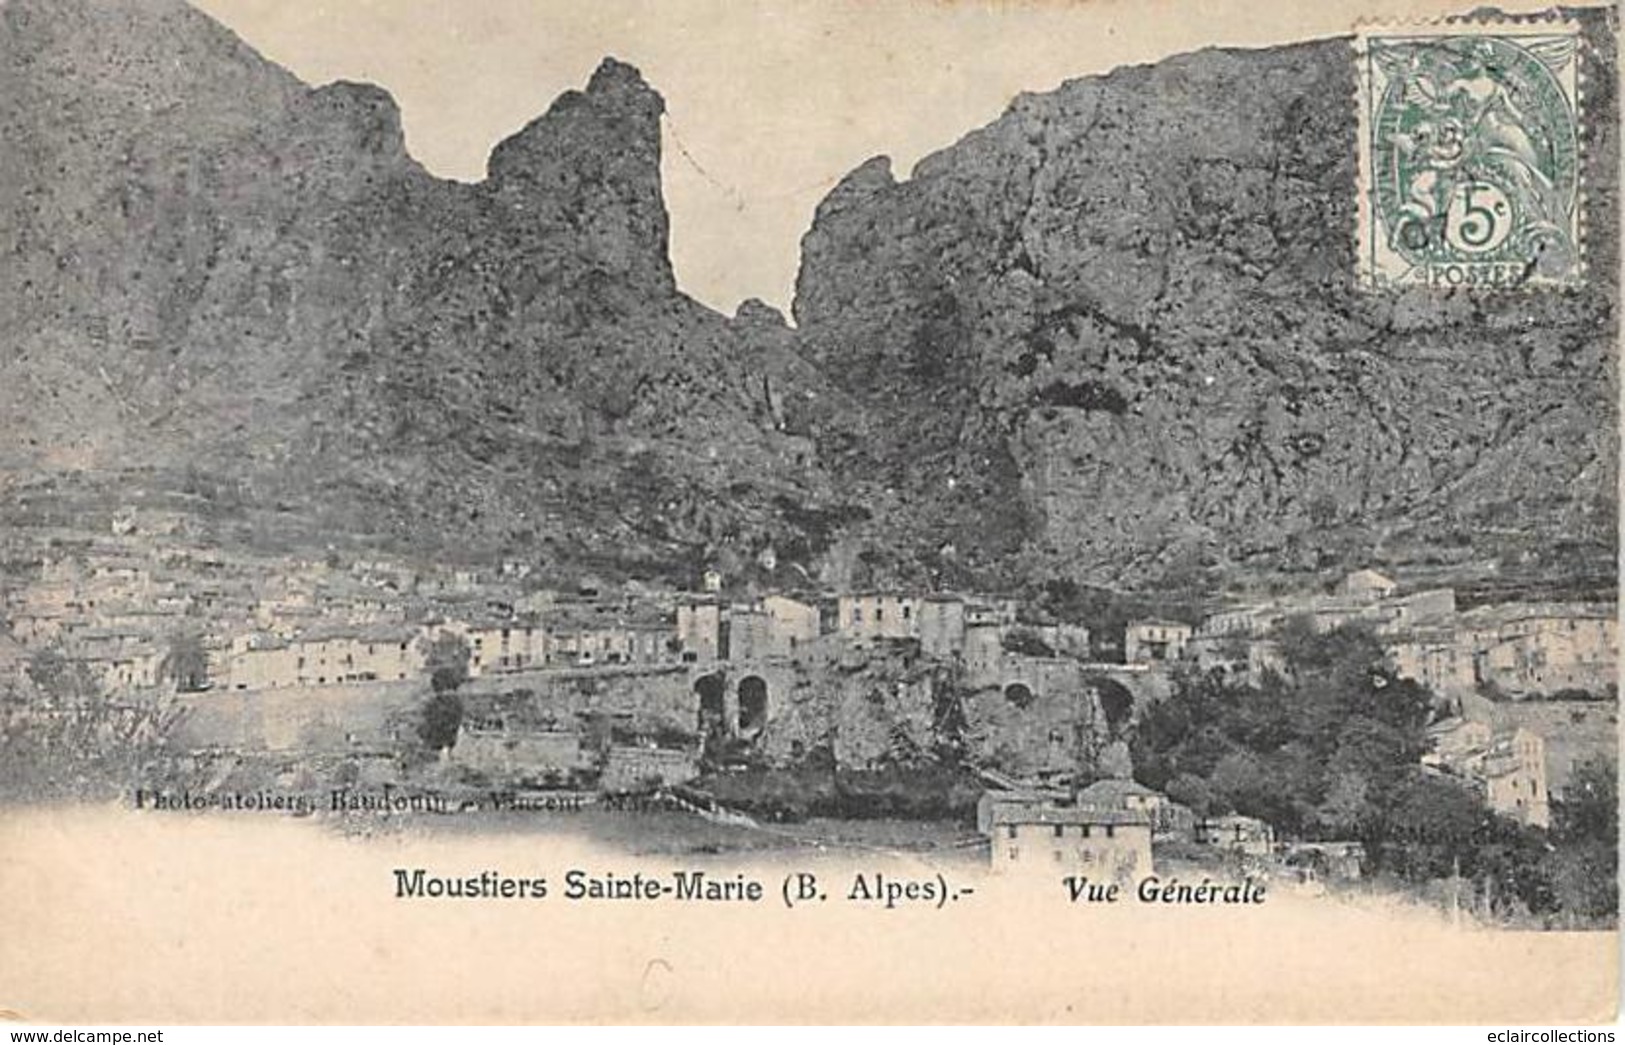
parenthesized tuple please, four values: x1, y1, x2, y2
(421, 632, 471, 692)
(1097, 739, 1133, 780)
(1000, 627, 1054, 659)
(1318, 770, 1374, 836)
(5, 649, 188, 800)
(1164, 772, 1219, 818)
(1367, 772, 1488, 883)
(1261, 740, 1324, 835)
(1552, 755, 1617, 847)
(1545, 845, 1616, 924)
(1326, 716, 1417, 790)
(24, 646, 100, 706)
(1210, 750, 1271, 815)
(418, 690, 464, 753)
(415, 632, 471, 752)
(1544, 755, 1618, 924)
(161, 632, 210, 692)
(1133, 621, 1443, 843)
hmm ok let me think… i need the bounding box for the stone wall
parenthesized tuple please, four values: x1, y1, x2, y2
(600, 745, 700, 792)
(174, 647, 1165, 785)
(174, 679, 421, 753)
(453, 728, 587, 781)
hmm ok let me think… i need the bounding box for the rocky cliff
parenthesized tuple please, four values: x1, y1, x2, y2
(0, 0, 848, 586)
(792, 24, 1618, 590)
(1, 0, 1615, 595)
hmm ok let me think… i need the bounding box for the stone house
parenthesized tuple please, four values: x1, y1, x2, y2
(1423, 718, 1549, 828)
(1459, 603, 1617, 699)
(727, 595, 820, 661)
(1385, 630, 1475, 696)
(453, 720, 588, 783)
(1075, 778, 1165, 818)
(545, 620, 672, 668)
(675, 599, 723, 663)
(226, 624, 425, 690)
(837, 592, 921, 644)
(1124, 619, 1191, 664)
(460, 620, 546, 675)
(1338, 568, 1398, 600)
(981, 793, 1154, 881)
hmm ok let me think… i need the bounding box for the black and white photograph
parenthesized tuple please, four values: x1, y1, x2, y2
(0, 0, 1617, 1026)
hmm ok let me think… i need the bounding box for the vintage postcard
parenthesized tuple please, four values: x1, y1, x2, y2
(0, 0, 1618, 1026)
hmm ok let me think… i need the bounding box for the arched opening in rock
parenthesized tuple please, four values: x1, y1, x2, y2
(1004, 682, 1035, 709)
(695, 673, 726, 736)
(1092, 677, 1135, 732)
(737, 675, 768, 734)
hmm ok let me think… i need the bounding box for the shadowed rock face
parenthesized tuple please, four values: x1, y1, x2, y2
(484, 56, 673, 294)
(0, 0, 844, 584)
(0, 0, 1615, 594)
(793, 29, 1617, 588)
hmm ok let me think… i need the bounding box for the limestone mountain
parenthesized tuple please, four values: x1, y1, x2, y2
(0, 0, 846, 584)
(791, 20, 1617, 591)
(1, 0, 1615, 596)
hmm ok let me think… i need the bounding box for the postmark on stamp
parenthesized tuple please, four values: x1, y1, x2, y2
(1355, 20, 1583, 290)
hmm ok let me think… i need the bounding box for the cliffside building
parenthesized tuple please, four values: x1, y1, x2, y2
(1458, 603, 1617, 700)
(226, 624, 424, 690)
(1124, 620, 1191, 664)
(1424, 718, 1550, 828)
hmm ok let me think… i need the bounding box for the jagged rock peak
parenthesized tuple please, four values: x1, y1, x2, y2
(484, 55, 665, 185)
(585, 56, 664, 109)
(817, 155, 895, 213)
(480, 53, 674, 290)
(298, 80, 408, 160)
(733, 298, 790, 329)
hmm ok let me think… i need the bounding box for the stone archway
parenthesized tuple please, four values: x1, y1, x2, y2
(1089, 675, 1136, 735)
(694, 673, 726, 736)
(737, 675, 768, 734)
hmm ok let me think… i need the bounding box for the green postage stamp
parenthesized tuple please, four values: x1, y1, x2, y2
(1355, 19, 1583, 289)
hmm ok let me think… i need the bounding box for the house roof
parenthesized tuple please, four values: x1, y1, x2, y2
(542, 605, 671, 631)
(1128, 618, 1191, 631)
(986, 802, 1151, 827)
(1200, 813, 1272, 829)
(1464, 601, 1615, 626)
(296, 622, 420, 644)
(1341, 568, 1397, 590)
(759, 593, 817, 607)
(1076, 779, 1164, 805)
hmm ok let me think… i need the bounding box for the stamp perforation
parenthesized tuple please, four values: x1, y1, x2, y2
(1353, 13, 1587, 292)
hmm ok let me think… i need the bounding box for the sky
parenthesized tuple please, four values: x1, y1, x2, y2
(195, 0, 1519, 316)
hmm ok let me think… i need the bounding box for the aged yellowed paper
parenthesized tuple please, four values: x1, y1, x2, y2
(0, 0, 1617, 1025)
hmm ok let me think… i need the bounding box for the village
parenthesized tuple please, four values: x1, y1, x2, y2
(0, 506, 1616, 893)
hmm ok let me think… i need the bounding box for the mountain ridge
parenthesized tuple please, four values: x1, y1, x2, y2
(789, 23, 1617, 590)
(1, 0, 1615, 598)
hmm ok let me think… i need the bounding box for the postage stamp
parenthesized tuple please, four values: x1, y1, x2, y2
(1355, 20, 1584, 289)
